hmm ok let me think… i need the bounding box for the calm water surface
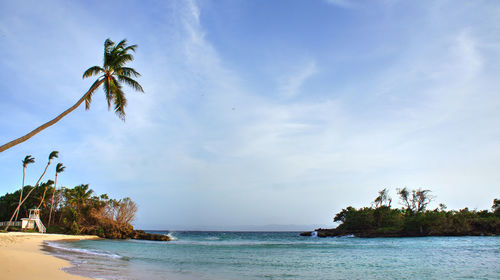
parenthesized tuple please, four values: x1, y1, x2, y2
(43, 231, 500, 280)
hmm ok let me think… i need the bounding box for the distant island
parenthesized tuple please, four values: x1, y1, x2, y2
(301, 188, 500, 238)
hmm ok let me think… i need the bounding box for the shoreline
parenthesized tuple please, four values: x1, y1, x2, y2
(0, 232, 99, 280)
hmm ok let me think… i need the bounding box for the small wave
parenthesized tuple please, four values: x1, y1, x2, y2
(44, 241, 122, 259)
(204, 237, 220, 241)
(167, 233, 178, 241)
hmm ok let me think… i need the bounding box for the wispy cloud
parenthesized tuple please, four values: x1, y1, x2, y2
(278, 60, 317, 98)
(1, 0, 500, 229)
(325, 0, 357, 8)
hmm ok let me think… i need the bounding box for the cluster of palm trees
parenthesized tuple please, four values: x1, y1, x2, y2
(4, 152, 65, 231)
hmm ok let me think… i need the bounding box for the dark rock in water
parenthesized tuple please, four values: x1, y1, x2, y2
(132, 230, 170, 241)
(300, 228, 351, 238)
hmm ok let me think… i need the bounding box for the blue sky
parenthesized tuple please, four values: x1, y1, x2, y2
(1, 0, 499, 230)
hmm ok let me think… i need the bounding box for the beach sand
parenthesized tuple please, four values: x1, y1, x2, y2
(0, 232, 99, 280)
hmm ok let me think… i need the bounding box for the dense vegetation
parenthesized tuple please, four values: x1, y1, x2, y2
(0, 183, 140, 238)
(302, 188, 500, 237)
(1, 152, 168, 241)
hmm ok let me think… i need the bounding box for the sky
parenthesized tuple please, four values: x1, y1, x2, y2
(1, 0, 499, 230)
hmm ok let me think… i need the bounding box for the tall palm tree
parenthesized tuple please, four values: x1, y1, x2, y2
(38, 151, 59, 208)
(4, 151, 58, 231)
(14, 155, 35, 221)
(48, 163, 65, 226)
(0, 38, 144, 153)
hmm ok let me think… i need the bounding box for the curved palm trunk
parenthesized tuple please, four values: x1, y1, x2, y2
(38, 185, 49, 209)
(14, 167, 26, 221)
(48, 173, 58, 226)
(0, 80, 103, 153)
(37, 160, 54, 209)
(4, 160, 52, 231)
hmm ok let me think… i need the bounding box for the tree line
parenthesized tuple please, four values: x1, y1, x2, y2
(303, 188, 499, 237)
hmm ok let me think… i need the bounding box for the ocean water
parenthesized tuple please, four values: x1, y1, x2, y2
(43, 231, 500, 280)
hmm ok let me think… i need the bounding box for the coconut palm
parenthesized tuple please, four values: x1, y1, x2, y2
(4, 151, 58, 231)
(38, 151, 59, 208)
(0, 38, 144, 153)
(14, 155, 36, 221)
(65, 184, 93, 212)
(48, 163, 65, 226)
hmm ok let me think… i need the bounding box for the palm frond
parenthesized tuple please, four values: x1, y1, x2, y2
(104, 38, 115, 49)
(103, 78, 113, 110)
(122, 44, 137, 53)
(82, 66, 104, 79)
(115, 39, 128, 50)
(116, 67, 141, 78)
(110, 77, 127, 120)
(104, 39, 115, 65)
(22, 155, 35, 167)
(49, 151, 59, 160)
(118, 75, 144, 93)
(108, 53, 134, 68)
(56, 163, 66, 173)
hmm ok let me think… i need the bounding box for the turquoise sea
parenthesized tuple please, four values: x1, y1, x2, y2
(43, 231, 500, 280)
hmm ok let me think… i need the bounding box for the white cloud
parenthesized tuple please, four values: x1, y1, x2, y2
(278, 60, 317, 98)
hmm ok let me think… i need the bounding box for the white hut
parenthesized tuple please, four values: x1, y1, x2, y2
(21, 209, 46, 233)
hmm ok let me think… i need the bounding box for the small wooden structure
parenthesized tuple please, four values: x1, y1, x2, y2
(21, 209, 46, 233)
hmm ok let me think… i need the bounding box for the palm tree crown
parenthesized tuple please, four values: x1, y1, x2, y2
(65, 184, 93, 211)
(56, 163, 66, 174)
(22, 155, 35, 168)
(83, 38, 144, 120)
(0, 38, 144, 153)
(49, 151, 59, 162)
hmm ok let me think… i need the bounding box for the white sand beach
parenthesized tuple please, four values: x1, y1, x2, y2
(0, 232, 99, 280)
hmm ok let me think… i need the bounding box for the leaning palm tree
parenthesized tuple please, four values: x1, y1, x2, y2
(14, 155, 36, 221)
(48, 163, 65, 226)
(38, 151, 59, 208)
(4, 151, 58, 231)
(0, 38, 144, 153)
(36, 180, 54, 208)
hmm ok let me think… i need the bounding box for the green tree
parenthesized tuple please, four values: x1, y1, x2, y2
(397, 187, 411, 212)
(373, 188, 391, 208)
(64, 184, 94, 212)
(493, 198, 500, 214)
(48, 163, 65, 226)
(397, 187, 432, 213)
(14, 155, 35, 220)
(0, 38, 144, 153)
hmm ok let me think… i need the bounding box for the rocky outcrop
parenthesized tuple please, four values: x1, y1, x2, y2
(131, 230, 170, 241)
